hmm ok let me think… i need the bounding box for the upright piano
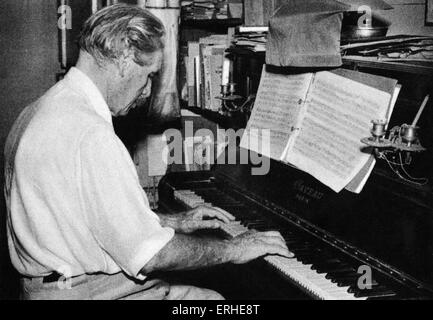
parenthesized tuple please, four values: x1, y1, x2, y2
(157, 59, 433, 300)
(158, 145, 433, 300)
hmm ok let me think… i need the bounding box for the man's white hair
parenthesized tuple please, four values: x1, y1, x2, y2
(78, 3, 165, 66)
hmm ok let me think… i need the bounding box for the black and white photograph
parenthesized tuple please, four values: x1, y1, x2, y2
(1, 0, 433, 307)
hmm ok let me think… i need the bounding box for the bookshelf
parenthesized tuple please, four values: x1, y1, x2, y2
(178, 10, 245, 129)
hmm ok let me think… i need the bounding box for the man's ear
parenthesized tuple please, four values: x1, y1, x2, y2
(117, 54, 131, 78)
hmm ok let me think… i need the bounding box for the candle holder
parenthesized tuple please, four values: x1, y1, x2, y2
(360, 94, 430, 185)
(361, 121, 427, 185)
(362, 121, 425, 153)
(216, 82, 255, 114)
(362, 95, 429, 153)
(361, 120, 392, 148)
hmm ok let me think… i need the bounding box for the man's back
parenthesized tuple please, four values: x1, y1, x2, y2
(4, 72, 112, 277)
(4, 68, 173, 281)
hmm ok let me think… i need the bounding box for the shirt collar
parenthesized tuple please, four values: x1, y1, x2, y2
(64, 67, 113, 125)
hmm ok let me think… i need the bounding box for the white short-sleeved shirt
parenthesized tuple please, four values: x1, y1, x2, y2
(4, 67, 174, 280)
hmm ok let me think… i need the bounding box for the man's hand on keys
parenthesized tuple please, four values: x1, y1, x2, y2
(162, 205, 236, 234)
(228, 230, 294, 264)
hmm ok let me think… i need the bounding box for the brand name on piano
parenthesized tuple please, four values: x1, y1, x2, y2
(293, 180, 324, 203)
(162, 121, 271, 175)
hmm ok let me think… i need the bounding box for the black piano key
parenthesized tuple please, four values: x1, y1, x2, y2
(355, 289, 397, 299)
(244, 222, 265, 229)
(300, 257, 326, 266)
(253, 223, 286, 231)
(293, 253, 327, 265)
(291, 246, 318, 255)
(333, 276, 361, 287)
(292, 251, 329, 263)
(310, 260, 346, 270)
(246, 220, 267, 225)
(338, 281, 360, 289)
(366, 295, 398, 300)
(284, 240, 304, 248)
(214, 203, 243, 209)
(314, 263, 354, 274)
(253, 225, 276, 232)
(290, 241, 314, 248)
(233, 213, 256, 219)
(347, 280, 380, 294)
(282, 234, 300, 241)
(349, 280, 385, 291)
(287, 240, 313, 247)
(325, 268, 358, 279)
(255, 224, 279, 230)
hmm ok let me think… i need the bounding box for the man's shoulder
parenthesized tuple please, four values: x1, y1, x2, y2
(29, 80, 109, 134)
(40, 80, 101, 120)
(6, 80, 111, 163)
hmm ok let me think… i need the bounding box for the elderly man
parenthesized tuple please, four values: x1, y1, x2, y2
(4, 4, 291, 300)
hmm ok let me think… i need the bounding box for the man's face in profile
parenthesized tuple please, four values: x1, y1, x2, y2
(110, 50, 163, 117)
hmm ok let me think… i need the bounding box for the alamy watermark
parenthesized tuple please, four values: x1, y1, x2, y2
(56, 265, 72, 290)
(357, 5, 373, 28)
(58, 4, 72, 30)
(358, 265, 373, 290)
(161, 121, 271, 176)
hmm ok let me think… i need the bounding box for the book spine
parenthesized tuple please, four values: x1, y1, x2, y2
(209, 54, 224, 112)
(204, 56, 212, 109)
(194, 56, 201, 108)
(187, 42, 198, 106)
(199, 43, 206, 109)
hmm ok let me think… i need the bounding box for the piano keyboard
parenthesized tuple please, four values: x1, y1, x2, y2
(173, 188, 399, 300)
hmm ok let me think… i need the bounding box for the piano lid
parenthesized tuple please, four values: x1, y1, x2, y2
(213, 147, 433, 288)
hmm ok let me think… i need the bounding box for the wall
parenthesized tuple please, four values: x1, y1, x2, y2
(0, 0, 60, 299)
(379, 0, 433, 35)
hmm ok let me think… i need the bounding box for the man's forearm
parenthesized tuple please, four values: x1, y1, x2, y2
(157, 213, 180, 230)
(140, 233, 235, 275)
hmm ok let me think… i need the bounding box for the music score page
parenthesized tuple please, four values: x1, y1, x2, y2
(285, 71, 391, 192)
(240, 67, 313, 160)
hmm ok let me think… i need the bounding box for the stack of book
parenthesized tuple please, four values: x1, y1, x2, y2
(181, 0, 229, 20)
(184, 34, 231, 111)
(231, 26, 268, 52)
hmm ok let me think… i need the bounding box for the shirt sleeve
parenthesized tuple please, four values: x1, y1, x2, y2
(77, 125, 174, 280)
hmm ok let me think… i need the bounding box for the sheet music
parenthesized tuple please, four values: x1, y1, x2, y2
(240, 67, 314, 160)
(285, 71, 392, 192)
